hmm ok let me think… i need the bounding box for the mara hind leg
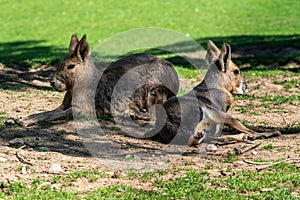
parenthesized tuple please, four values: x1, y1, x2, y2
(191, 107, 281, 144)
(223, 114, 281, 140)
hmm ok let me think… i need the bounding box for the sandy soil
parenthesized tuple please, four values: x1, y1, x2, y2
(0, 62, 299, 192)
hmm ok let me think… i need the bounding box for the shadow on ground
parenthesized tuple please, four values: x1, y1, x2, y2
(146, 34, 300, 71)
(0, 40, 65, 70)
(1, 119, 298, 158)
(0, 40, 66, 90)
(0, 120, 90, 157)
(0, 119, 299, 159)
(0, 34, 299, 91)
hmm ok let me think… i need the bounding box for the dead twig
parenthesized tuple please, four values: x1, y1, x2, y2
(279, 113, 288, 126)
(243, 159, 273, 165)
(243, 158, 300, 171)
(0, 78, 51, 89)
(15, 145, 33, 165)
(234, 142, 261, 155)
(216, 140, 238, 146)
(36, 182, 52, 190)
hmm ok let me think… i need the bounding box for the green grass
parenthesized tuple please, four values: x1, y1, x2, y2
(174, 66, 206, 80)
(0, 110, 7, 128)
(0, 181, 78, 200)
(281, 122, 300, 135)
(261, 144, 275, 150)
(222, 154, 239, 163)
(0, 111, 7, 115)
(244, 69, 299, 78)
(234, 94, 299, 105)
(52, 169, 110, 185)
(110, 126, 122, 131)
(274, 79, 300, 90)
(0, 117, 6, 129)
(233, 102, 260, 115)
(128, 169, 167, 182)
(2, 0, 299, 44)
(1, 0, 300, 67)
(1, 165, 300, 199)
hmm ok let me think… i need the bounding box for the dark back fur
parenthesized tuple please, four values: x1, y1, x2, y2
(51, 35, 179, 122)
(95, 53, 179, 117)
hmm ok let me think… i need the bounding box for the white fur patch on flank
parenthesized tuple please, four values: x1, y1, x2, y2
(201, 106, 212, 121)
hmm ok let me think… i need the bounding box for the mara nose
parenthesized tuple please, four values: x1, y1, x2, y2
(50, 79, 55, 87)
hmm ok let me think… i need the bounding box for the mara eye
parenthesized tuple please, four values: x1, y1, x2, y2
(67, 64, 76, 70)
(233, 69, 240, 75)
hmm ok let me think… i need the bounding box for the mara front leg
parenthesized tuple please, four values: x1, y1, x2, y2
(17, 91, 72, 127)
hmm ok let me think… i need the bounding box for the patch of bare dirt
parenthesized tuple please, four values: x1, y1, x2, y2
(0, 63, 299, 192)
(232, 73, 300, 129)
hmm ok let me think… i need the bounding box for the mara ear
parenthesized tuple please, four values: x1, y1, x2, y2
(218, 42, 231, 72)
(205, 40, 220, 64)
(69, 34, 79, 53)
(74, 35, 91, 63)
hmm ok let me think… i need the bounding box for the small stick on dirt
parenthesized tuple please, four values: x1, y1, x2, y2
(216, 140, 238, 146)
(0, 79, 51, 89)
(243, 159, 272, 165)
(234, 143, 261, 155)
(15, 145, 33, 166)
(36, 182, 52, 190)
(279, 113, 288, 126)
(243, 158, 300, 171)
(257, 158, 300, 172)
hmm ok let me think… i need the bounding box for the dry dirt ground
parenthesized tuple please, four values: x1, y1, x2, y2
(0, 62, 299, 192)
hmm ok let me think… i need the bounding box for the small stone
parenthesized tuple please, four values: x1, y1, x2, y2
(252, 151, 258, 155)
(135, 156, 141, 161)
(260, 188, 274, 192)
(206, 144, 218, 152)
(234, 161, 244, 166)
(0, 157, 7, 162)
(9, 138, 24, 146)
(49, 163, 63, 174)
(14, 119, 24, 126)
(5, 119, 15, 125)
(104, 171, 115, 177)
(157, 162, 165, 166)
(38, 146, 51, 151)
(21, 165, 27, 174)
(125, 155, 133, 160)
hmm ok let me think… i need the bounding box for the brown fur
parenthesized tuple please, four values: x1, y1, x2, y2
(19, 35, 179, 127)
(149, 40, 279, 144)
